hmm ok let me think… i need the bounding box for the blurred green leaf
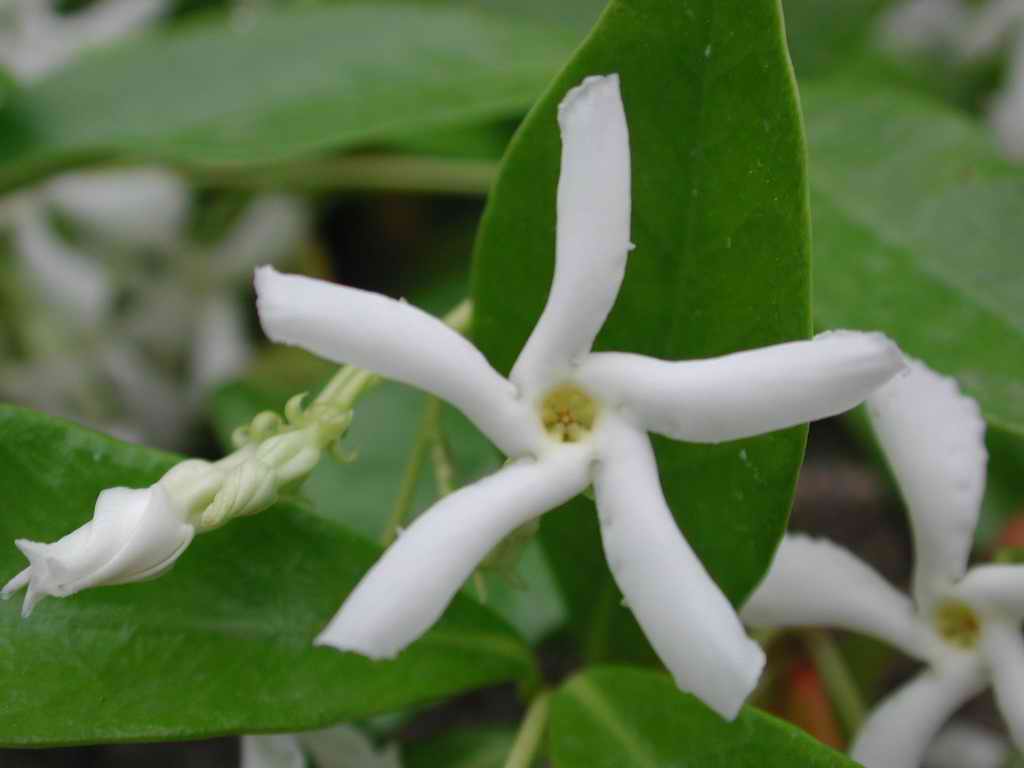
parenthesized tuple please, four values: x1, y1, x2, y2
(471, 0, 811, 661)
(549, 667, 860, 767)
(0, 3, 576, 191)
(0, 404, 533, 745)
(805, 82, 1024, 439)
(781, 0, 892, 79)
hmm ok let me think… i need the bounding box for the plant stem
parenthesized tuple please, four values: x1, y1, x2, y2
(380, 405, 432, 547)
(504, 691, 552, 768)
(803, 629, 866, 737)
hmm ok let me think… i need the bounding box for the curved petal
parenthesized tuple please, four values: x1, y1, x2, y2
(741, 534, 927, 660)
(867, 358, 987, 611)
(316, 447, 592, 658)
(210, 196, 307, 282)
(593, 414, 764, 720)
(956, 564, 1024, 619)
(979, 618, 1024, 750)
(510, 75, 631, 396)
(240, 734, 304, 768)
(44, 168, 188, 250)
(851, 661, 987, 768)
(256, 267, 538, 457)
(577, 330, 904, 443)
(924, 723, 1009, 768)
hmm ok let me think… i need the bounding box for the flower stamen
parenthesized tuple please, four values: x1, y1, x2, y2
(539, 383, 598, 443)
(934, 599, 981, 650)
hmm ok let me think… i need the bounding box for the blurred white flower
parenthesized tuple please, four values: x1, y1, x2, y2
(255, 74, 905, 720)
(241, 726, 401, 768)
(742, 359, 1024, 767)
(924, 722, 1009, 768)
(0, 0, 167, 81)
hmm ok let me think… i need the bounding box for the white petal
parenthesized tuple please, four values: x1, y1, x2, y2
(852, 661, 987, 768)
(956, 565, 1024, 619)
(741, 534, 927, 659)
(991, 37, 1024, 160)
(240, 734, 304, 768)
(209, 196, 307, 281)
(189, 296, 251, 398)
(62, 0, 167, 50)
(8, 197, 111, 324)
(300, 725, 402, 768)
(577, 330, 905, 443)
(593, 414, 764, 720)
(44, 168, 188, 250)
(256, 267, 538, 457)
(980, 618, 1024, 750)
(510, 74, 631, 396)
(924, 723, 1009, 768)
(868, 358, 987, 611)
(316, 447, 591, 658)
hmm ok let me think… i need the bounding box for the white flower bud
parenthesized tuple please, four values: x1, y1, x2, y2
(2, 483, 194, 617)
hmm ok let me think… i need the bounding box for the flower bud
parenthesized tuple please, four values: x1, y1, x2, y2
(2, 483, 194, 616)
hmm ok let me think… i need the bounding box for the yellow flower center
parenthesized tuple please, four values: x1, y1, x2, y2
(539, 383, 598, 443)
(934, 599, 981, 650)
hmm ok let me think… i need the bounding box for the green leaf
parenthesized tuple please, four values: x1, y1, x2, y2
(0, 404, 533, 745)
(402, 725, 518, 768)
(210, 376, 568, 645)
(471, 0, 810, 660)
(0, 3, 576, 191)
(803, 81, 1024, 540)
(780, 0, 893, 79)
(549, 667, 860, 767)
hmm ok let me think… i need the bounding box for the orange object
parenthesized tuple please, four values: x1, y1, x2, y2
(785, 659, 845, 750)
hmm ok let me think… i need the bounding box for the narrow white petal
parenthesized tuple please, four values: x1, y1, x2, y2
(577, 330, 904, 443)
(980, 619, 1024, 750)
(510, 75, 631, 396)
(256, 267, 538, 457)
(924, 723, 1009, 768)
(189, 296, 251, 398)
(240, 734, 304, 768)
(593, 414, 764, 720)
(316, 448, 591, 658)
(868, 358, 987, 611)
(741, 534, 927, 660)
(9, 198, 111, 324)
(852, 662, 987, 768)
(956, 565, 1024, 618)
(44, 168, 188, 250)
(63, 0, 167, 49)
(210, 196, 307, 281)
(300, 725, 402, 768)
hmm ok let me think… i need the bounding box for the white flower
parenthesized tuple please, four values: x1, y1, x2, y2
(241, 726, 401, 768)
(0, 461, 201, 616)
(742, 359, 1024, 767)
(254, 74, 905, 720)
(0, 0, 167, 81)
(924, 723, 1009, 768)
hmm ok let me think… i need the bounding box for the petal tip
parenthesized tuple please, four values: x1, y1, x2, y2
(557, 73, 623, 129)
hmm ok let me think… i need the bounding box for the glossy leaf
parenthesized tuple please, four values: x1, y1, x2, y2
(549, 667, 859, 767)
(0, 405, 533, 745)
(804, 79, 1024, 532)
(0, 3, 576, 191)
(471, 0, 811, 659)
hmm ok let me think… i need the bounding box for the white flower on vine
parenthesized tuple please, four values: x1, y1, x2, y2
(742, 359, 1024, 767)
(255, 74, 904, 720)
(241, 725, 400, 768)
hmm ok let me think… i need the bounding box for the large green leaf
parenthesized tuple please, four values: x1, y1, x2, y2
(0, 3, 576, 191)
(0, 405, 533, 745)
(549, 667, 859, 767)
(803, 82, 1024, 535)
(471, 0, 810, 659)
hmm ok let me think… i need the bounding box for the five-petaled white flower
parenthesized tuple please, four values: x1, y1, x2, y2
(254, 74, 905, 720)
(743, 359, 1023, 766)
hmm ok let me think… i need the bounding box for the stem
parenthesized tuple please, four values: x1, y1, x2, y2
(504, 691, 552, 768)
(803, 630, 866, 737)
(380, 403, 433, 547)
